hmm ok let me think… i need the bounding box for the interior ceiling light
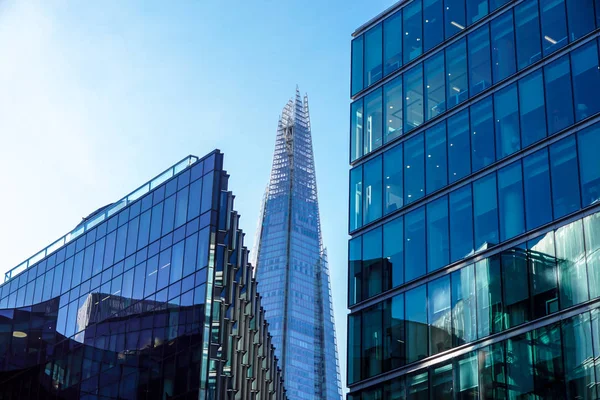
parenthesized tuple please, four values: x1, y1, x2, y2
(451, 21, 465, 30)
(12, 331, 27, 338)
(544, 35, 557, 45)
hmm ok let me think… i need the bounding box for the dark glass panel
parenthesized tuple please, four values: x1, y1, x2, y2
(476, 256, 503, 337)
(491, 12, 516, 83)
(489, 0, 510, 11)
(405, 207, 426, 282)
(515, 0, 542, 70)
(479, 343, 507, 400)
(428, 276, 452, 355)
(362, 304, 383, 378)
(494, 84, 520, 159)
(540, 0, 568, 55)
(383, 217, 404, 288)
(431, 362, 453, 400)
(556, 220, 588, 308)
(383, 294, 405, 370)
(448, 109, 470, 183)
(162, 195, 176, 235)
(506, 333, 535, 399)
(427, 196, 449, 272)
(468, 25, 492, 96)
(451, 264, 476, 346)
(467, 0, 488, 24)
(384, 376, 406, 400)
(455, 351, 479, 399)
(445, 0, 466, 39)
(348, 313, 361, 384)
(384, 144, 403, 214)
(351, 99, 363, 162)
(578, 123, 600, 208)
(363, 156, 383, 224)
(424, 0, 444, 52)
(349, 237, 362, 306)
(406, 285, 428, 363)
(523, 149, 552, 230)
(384, 77, 403, 143)
(364, 89, 383, 154)
(562, 312, 597, 400)
(473, 173, 499, 249)
(174, 187, 189, 228)
(471, 97, 495, 172)
(450, 185, 474, 262)
(364, 24, 383, 87)
(149, 202, 164, 244)
(528, 233, 559, 319)
(544, 56, 574, 134)
(404, 65, 424, 133)
(403, 0, 423, 64)
(550, 136, 580, 218)
(424, 52, 446, 120)
(446, 38, 468, 108)
(498, 161, 524, 241)
(406, 370, 429, 400)
(566, 0, 595, 42)
(572, 41, 600, 122)
(363, 228, 383, 299)
(351, 36, 364, 96)
(425, 121, 447, 193)
(384, 11, 403, 76)
(502, 246, 530, 327)
(404, 133, 425, 204)
(584, 213, 600, 299)
(533, 323, 566, 399)
(350, 166, 363, 231)
(519, 70, 546, 147)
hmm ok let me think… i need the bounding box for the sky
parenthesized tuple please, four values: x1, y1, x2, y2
(0, 0, 395, 389)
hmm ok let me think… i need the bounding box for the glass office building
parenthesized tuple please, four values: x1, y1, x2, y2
(347, 0, 600, 398)
(254, 88, 343, 400)
(0, 150, 287, 400)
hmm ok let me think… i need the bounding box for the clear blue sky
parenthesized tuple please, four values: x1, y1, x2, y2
(0, 0, 395, 388)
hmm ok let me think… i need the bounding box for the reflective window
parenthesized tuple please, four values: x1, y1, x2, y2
(455, 351, 479, 398)
(502, 246, 530, 327)
(476, 256, 503, 337)
(404, 65, 424, 132)
(364, 155, 382, 225)
(405, 207, 426, 282)
(404, 0, 423, 64)
(424, 0, 444, 52)
(446, 39, 468, 108)
(523, 149, 552, 230)
(494, 83, 520, 159)
(572, 41, 600, 122)
(448, 109, 470, 183)
(364, 89, 383, 154)
(545, 56, 574, 134)
(566, 0, 595, 42)
(384, 144, 403, 214)
(429, 276, 451, 356)
(450, 185, 474, 262)
(556, 220, 588, 308)
(348, 312, 360, 384)
(349, 237, 362, 306)
(468, 25, 492, 96)
(406, 286, 428, 363)
(471, 97, 495, 172)
(529, 233, 559, 319)
(424, 52, 446, 120)
(515, 0, 542, 70)
(406, 370, 429, 400)
(473, 173, 499, 249)
(351, 36, 364, 96)
(562, 313, 596, 400)
(489, 0, 510, 11)
(584, 213, 600, 299)
(540, 0, 568, 55)
(384, 295, 405, 370)
(363, 228, 383, 299)
(425, 121, 447, 193)
(363, 304, 383, 378)
(384, 11, 403, 76)
(491, 12, 516, 83)
(431, 362, 453, 400)
(480, 343, 506, 399)
(550, 136, 580, 218)
(364, 24, 383, 87)
(506, 333, 535, 399)
(498, 161, 525, 241)
(404, 134, 425, 203)
(451, 265, 476, 346)
(467, 0, 488, 24)
(351, 100, 363, 162)
(518, 70, 546, 147)
(384, 77, 403, 143)
(578, 123, 600, 207)
(350, 166, 363, 231)
(445, 0, 466, 39)
(427, 196, 449, 272)
(384, 217, 404, 288)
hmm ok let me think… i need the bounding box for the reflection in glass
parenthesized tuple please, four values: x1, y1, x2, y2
(448, 109, 470, 183)
(424, 0, 444, 52)
(578, 123, 600, 206)
(450, 185, 474, 262)
(351, 100, 363, 162)
(476, 256, 503, 338)
(384, 144, 403, 214)
(384, 294, 405, 370)
(519, 70, 546, 147)
(562, 312, 596, 399)
(584, 213, 600, 299)
(502, 246, 530, 328)
(468, 25, 492, 96)
(364, 89, 383, 155)
(384, 217, 404, 288)
(406, 286, 428, 364)
(491, 12, 516, 83)
(506, 333, 535, 399)
(405, 207, 426, 282)
(362, 304, 383, 378)
(425, 121, 447, 194)
(550, 136, 580, 218)
(364, 24, 383, 87)
(364, 156, 383, 224)
(455, 351, 478, 399)
(545, 56, 574, 135)
(424, 52, 446, 120)
(404, 134, 425, 204)
(556, 220, 588, 308)
(572, 41, 600, 122)
(540, 0, 568, 56)
(446, 39, 468, 108)
(429, 276, 451, 356)
(431, 361, 453, 400)
(452, 265, 476, 346)
(352, 36, 364, 96)
(403, 0, 423, 64)
(523, 149, 552, 230)
(404, 65, 424, 133)
(533, 323, 565, 399)
(473, 173, 499, 250)
(363, 228, 383, 299)
(350, 166, 363, 231)
(471, 97, 495, 172)
(515, 0, 542, 70)
(384, 11, 403, 76)
(498, 161, 524, 241)
(528, 233, 559, 319)
(384, 77, 403, 143)
(494, 84, 520, 159)
(349, 237, 362, 306)
(406, 369, 429, 400)
(427, 196, 449, 273)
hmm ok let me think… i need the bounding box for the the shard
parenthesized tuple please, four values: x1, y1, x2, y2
(254, 88, 342, 400)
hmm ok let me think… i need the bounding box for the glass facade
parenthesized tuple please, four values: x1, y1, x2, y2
(348, 0, 600, 398)
(0, 151, 287, 399)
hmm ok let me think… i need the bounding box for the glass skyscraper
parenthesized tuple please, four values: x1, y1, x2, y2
(347, 0, 600, 398)
(0, 151, 287, 399)
(254, 88, 343, 400)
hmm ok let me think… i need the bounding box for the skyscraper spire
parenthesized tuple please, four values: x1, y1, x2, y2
(254, 89, 342, 400)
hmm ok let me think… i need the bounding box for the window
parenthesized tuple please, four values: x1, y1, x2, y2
(404, 0, 423, 64)
(468, 25, 492, 96)
(406, 370, 429, 399)
(349, 237, 362, 306)
(471, 97, 495, 172)
(523, 149, 552, 230)
(540, 0, 568, 55)
(362, 304, 383, 378)
(384, 217, 404, 288)
(455, 351, 479, 398)
(351, 36, 364, 95)
(498, 161, 525, 241)
(404, 65, 424, 132)
(479, 343, 506, 399)
(515, 0, 542, 70)
(384, 77, 403, 143)
(562, 313, 596, 399)
(383, 294, 405, 370)
(476, 256, 503, 337)
(425, 121, 447, 194)
(571, 41, 600, 122)
(550, 136, 580, 218)
(556, 220, 588, 308)
(364, 155, 383, 224)
(351, 100, 363, 162)
(429, 276, 452, 355)
(566, 0, 595, 42)
(363, 228, 383, 299)
(162, 195, 176, 235)
(474, 173, 499, 249)
(404, 133, 425, 204)
(384, 11, 403, 76)
(384, 144, 403, 214)
(545, 56, 574, 134)
(491, 12, 516, 83)
(489, 0, 510, 11)
(424, 0, 444, 52)
(494, 83, 520, 159)
(175, 186, 188, 228)
(424, 52, 446, 120)
(348, 312, 361, 384)
(528, 233, 559, 319)
(450, 185, 474, 262)
(445, 0, 466, 39)
(502, 246, 530, 327)
(506, 333, 535, 399)
(350, 166, 363, 231)
(451, 265, 476, 346)
(584, 213, 600, 299)
(446, 39, 468, 108)
(427, 196, 449, 272)
(431, 362, 453, 400)
(364, 24, 383, 87)
(467, 0, 487, 24)
(448, 109, 470, 183)
(406, 286, 428, 363)
(578, 123, 600, 207)
(364, 89, 383, 154)
(518, 70, 546, 147)
(405, 207, 426, 282)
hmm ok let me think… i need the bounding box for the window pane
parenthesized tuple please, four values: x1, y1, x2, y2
(404, 0, 423, 64)
(533, 324, 565, 399)
(364, 88, 383, 154)
(384, 77, 403, 143)
(364, 24, 383, 87)
(519, 70, 546, 147)
(350, 166, 363, 231)
(406, 286, 428, 363)
(515, 0, 542, 70)
(427, 196, 449, 272)
(584, 213, 600, 299)
(451, 264, 476, 346)
(545, 56, 574, 134)
(498, 161, 525, 241)
(572, 41, 600, 122)
(429, 276, 451, 355)
(425, 121, 447, 194)
(424, 0, 444, 52)
(491, 12, 516, 83)
(450, 185, 474, 262)
(471, 97, 495, 172)
(384, 217, 404, 288)
(404, 133, 425, 204)
(479, 343, 507, 399)
(506, 333, 535, 399)
(528, 233, 559, 319)
(362, 304, 383, 378)
(448, 109, 470, 183)
(446, 38, 468, 108)
(550, 136, 580, 218)
(502, 246, 530, 327)
(351, 36, 364, 96)
(425, 52, 446, 120)
(556, 220, 588, 308)
(406, 370, 429, 400)
(523, 149, 552, 230)
(474, 173, 499, 249)
(494, 84, 520, 159)
(468, 25, 492, 96)
(384, 11, 403, 76)
(349, 237, 362, 306)
(467, 0, 488, 24)
(364, 156, 382, 224)
(455, 351, 479, 399)
(384, 144, 403, 214)
(540, 0, 568, 55)
(404, 65, 424, 133)
(363, 227, 383, 299)
(383, 295, 405, 370)
(566, 0, 595, 42)
(351, 99, 363, 162)
(476, 256, 503, 337)
(405, 207, 426, 282)
(489, 0, 510, 11)
(431, 362, 453, 400)
(348, 311, 361, 383)
(562, 313, 596, 400)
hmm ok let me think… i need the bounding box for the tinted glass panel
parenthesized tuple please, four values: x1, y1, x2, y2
(562, 313, 596, 400)
(545, 56, 574, 134)
(431, 362, 453, 400)
(506, 333, 535, 399)
(476, 256, 503, 337)
(404, 65, 424, 133)
(468, 25, 492, 96)
(405, 207, 426, 282)
(467, 0, 488, 24)
(384, 295, 405, 370)
(363, 304, 383, 378)
(404, 134, 425, 204)
(363, 228, 383, 299)
(384, 12, 403, 76)
(528, 233, 559, 319)
(584, 213, 600, 299)
(352, 36, 364, 96)
(566, 0, 595, 42)
(578, 123, 600, 207)
(491, 12, 516, 83)
(385, 77, 403, 143)
(384, 217, 404, 288)
(350, 166, 363, 231)
(471, 97, 495, 172)
(404, 0, 423, 64)
(451, 264, 476, 346)
(550, 136, 580, 218)
(364, 24, 383, 87)
(540, 0, 568, 55)
(448, 109, 470, 183)
(445, 0, 466, 39)
(424, 52, 446, 120)
(364, 156, 383, 224)
(523, 149, 552, 230)
(498, 161, 525, 241)
(450, 185, 474, 262)
(446, 39, 468, 108)
(406, 286, 428, 363)
(351, 100, 363, 162)
(349, 237, 361, 306)
(515, 0, 542, 70)
(572, 41, 600, 122)
(502, 246, 530, 327)
(519, 70, 546, 147)
(534, 324, 565, 399)
(556, 220, 588, 308)
(473, 173, 499, 249)
(425, 121, 447, 194)
(427, 196, 449, 272)
(494, 84, 520, 159)
(455, 351, 479, 399)
(364, 89, 383, 154)
(384, 144, 403, 214)
(424, 0, 444, 52)
(429, 276, 451, 356)
(479, 343, 507, 400)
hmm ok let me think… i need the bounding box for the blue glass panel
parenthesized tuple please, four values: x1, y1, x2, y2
(451, 264, 476, 345)
(425, 121, 447, 193)
(351, 99, 364, 161)
(424, 0, 444, 52)
(474, 173, 499, 249)
(578, 124, 600, 207)
(125, 216, 139, 257)
(364, 88, 383, 154)
(404, 65, 424, 133)
(364, 24, 383, 87)
(350, 166, 363, 231)
(428, 276, 452, 355)
(471, 97, 495, 172)
(550, 136, 581, 218)
(404, 133, 425, 204)
(137, 209, 151, 249)
(491, 12, 516, 83)
(200, 171, 214, 214)
(406, 285, 428, 363)
(566, 0, 595, 41)
(352, 36, 364, 96)
(362, 304, 383, 378)
(405, 207, 426, 282)
(468, 25, 492, 96)
(363, 228, 383, 298)
(450, 185, 474, 262)
(403, 0, 423, 64)
(489, 0, 510, 11)
(572, 41, 600, 122)
(476, 256, 503, 337)
(448, 109, 470, 183)
(540, 0, 568, 55)
(498, 161, 525, 241)
(170, 241, 184, 283)
(349, 237, 362, 306)
(114, 224, 127, 263)
(445, 0, 466, 38)
(523, 149, 552, 230)
(515, 0, 542, 70)
(467, 0, 488, 24)
(183, 232, 198, 278)
(556, 220, 588, 308)
(132, 262, 145, 300)
(385, 78, 403, 144)
(545, 56, 574, 134)
(162, 195, 176, 235)
(562, 313, 596, 399)
(427, 196, 449, 272)
(494, 84, 520, 159)
(425, 52, 446, 120)
(144, 256, 158, 298)
(384, 217, 404, 288)
(446, 38, 468, 108)
(519, 70, 546, 147)
(384, 144, 403, 214)
(364, 155, 383, 224)
(149, 202, 163, 243)
(187, 178, 202, 221)
(384, 11, 403, 76)
(528, 233, 559, 319)
(584, 214, 600, 299)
